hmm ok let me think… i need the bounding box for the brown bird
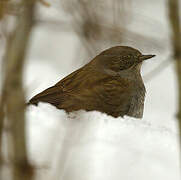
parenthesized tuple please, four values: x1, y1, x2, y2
(28, 46, 155, 118)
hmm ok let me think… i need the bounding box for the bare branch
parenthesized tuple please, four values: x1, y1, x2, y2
(1, 0, 36, 180)
(167, 0, 181, 160)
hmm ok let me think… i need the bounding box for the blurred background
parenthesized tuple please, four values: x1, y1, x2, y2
(0, 0, 181, 180)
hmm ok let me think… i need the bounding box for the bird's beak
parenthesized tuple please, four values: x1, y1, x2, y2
(139, 54, 156, 61)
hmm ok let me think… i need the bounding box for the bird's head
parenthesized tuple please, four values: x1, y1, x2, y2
(93, 46, 155, 74)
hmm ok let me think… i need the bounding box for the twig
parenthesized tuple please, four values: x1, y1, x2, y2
(0, 98, 5, 166)
(167, 0, 181, 159)
(1, 0, 36, 180)
(39, 0, 51, 7)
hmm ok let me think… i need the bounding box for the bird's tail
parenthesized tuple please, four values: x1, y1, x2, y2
(28, 85, 63, 107)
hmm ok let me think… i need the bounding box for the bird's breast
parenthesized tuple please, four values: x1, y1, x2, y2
(126, 82, 146, 118)
(98, 77, 146, 118)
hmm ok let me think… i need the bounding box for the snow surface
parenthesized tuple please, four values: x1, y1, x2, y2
(26, 103, 180, 180)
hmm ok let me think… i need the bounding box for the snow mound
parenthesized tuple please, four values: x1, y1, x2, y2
(26, 103, 180, 180)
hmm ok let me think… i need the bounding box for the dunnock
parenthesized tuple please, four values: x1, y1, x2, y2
(28, 46, 155, 118)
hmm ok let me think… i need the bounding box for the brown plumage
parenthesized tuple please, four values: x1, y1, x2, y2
(28, 46, 155, 118)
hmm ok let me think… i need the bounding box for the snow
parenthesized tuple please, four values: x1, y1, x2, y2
(26, 103, 180, 180)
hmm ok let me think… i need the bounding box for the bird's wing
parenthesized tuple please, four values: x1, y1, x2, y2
(28, 66, 91, 106)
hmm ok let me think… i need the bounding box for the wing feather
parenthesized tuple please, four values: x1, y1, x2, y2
(28, 66, 86, 106)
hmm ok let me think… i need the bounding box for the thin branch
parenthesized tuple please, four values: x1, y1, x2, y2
(1, 0, 36, 180)
(39, 0, 51, 7)
(0, 0, 8, 171)
(0, 98, 5, 166)
(167, 0, 181, 157)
